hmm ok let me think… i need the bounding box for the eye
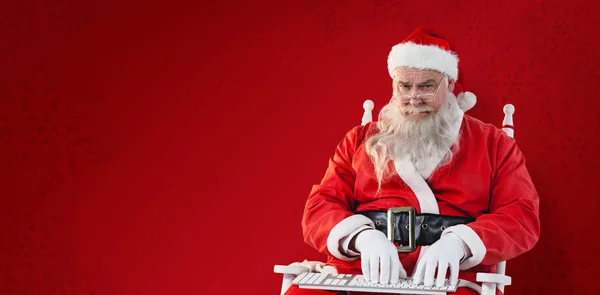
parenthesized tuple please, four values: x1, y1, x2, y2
(419, 85, 434, 89)
(400, 84, 411, 90)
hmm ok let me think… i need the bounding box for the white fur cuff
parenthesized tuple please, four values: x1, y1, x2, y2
(326, 215, 375, 261)
(442, 224, 486, 270)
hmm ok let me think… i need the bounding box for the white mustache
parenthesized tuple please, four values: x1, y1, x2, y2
(400, 105, 435, 114)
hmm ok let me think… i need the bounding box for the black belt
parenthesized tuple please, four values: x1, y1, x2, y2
(359, 207, 474, 252)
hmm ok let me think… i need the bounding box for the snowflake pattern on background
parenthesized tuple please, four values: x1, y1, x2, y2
(1, 69, 106, 295)
(0, 1, 107, 294)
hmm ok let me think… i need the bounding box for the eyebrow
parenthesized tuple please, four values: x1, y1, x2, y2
(398, 79, 437, 86)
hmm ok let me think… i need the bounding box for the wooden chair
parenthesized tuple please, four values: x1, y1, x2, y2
(274, 101, 516, 295)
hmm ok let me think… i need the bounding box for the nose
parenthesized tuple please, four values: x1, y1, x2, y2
(409, 97, 423, 107)
(406, 87, 423, 107)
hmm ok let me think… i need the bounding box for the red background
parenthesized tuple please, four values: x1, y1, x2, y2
(1, 0, 599, 294)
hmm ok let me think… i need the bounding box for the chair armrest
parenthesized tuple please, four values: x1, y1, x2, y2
(274, 264, 310, 275)
(274, 265, 311, 295)
(476, 273, 512, 286)
(475, 273, 512, 295)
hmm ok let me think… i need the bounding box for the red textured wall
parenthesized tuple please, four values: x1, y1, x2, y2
(2, 0, 598, 294)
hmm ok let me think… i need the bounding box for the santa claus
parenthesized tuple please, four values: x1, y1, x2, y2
(285, 27, 540, 295)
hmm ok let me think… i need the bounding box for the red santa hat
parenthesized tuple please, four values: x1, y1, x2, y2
(387, 27, 477, 112)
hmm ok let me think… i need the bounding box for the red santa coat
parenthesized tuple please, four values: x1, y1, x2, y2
(301, 114, 540, 284)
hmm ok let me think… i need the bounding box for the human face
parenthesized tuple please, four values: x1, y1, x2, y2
(391, 67, 454, 120)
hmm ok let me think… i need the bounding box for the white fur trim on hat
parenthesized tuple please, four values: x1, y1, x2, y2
(388, 42, 459, 80)
(457, 91, 477, 112)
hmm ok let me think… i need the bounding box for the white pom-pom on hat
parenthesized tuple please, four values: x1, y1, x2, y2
(457, 91, 476, 112)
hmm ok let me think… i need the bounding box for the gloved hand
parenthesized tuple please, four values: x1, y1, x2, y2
(412, 234, 465, 287)
(354, 229, 408, 284)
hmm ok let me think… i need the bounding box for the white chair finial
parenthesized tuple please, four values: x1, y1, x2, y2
(503, 104, 515, 115)
(502, 104, 515, 138)
(362, 99, 374, 126)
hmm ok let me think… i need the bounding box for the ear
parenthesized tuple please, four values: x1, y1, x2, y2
(448, 79, 456, 92)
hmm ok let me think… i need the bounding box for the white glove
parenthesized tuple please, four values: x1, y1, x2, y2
(354, 229, 408, 284)
(290, 260, 338, 275)
(412, 234, 465, 287)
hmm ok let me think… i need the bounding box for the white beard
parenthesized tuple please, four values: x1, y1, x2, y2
(365, 94, 463, 189)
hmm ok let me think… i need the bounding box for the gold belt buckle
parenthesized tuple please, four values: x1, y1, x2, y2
(387, 207, 416, 252)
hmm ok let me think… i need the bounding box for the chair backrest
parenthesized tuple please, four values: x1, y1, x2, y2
(362, 100, 374, 126)
(361, 100, 514, 293)
(361, 99, 516, 137)
(498, 104, 515, 292)
(502, 104, 515, 138)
